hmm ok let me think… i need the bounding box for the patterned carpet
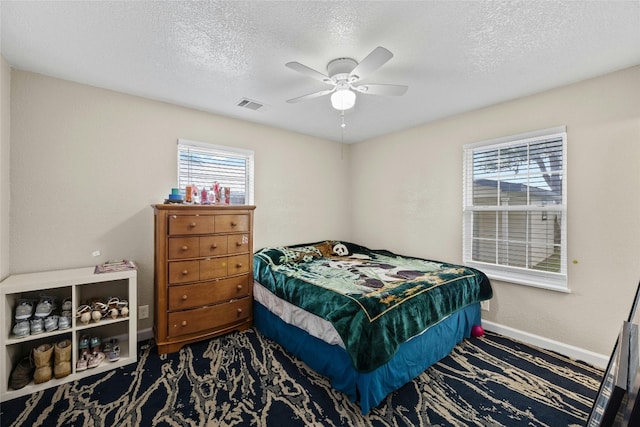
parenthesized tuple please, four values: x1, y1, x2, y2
(1, 329, 603, 427)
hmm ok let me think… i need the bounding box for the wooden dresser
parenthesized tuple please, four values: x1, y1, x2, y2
(152, 204, 256, 354)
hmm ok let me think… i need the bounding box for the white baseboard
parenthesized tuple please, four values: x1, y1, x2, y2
(482, 320, 609, 369)
(137, 327, 153, 343)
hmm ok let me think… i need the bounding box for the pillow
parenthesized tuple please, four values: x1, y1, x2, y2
(255, 245, 323, 266)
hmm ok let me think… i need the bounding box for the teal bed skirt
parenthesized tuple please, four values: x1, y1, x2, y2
(253, 301, 481, 414)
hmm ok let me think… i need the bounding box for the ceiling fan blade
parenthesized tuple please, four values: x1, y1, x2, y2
(286, 88, 335, 103)
(349, 46, 393, 81)
(285, 61, 333, 84)
(352, 83, 408, 96)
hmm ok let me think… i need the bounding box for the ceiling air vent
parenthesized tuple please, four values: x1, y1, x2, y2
(237, 98, 268, 112)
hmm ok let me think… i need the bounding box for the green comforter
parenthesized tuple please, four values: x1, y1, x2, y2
(253, 241, 493, 372)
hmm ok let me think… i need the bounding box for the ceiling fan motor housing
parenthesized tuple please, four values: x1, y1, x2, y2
(327, 58, 358, 82)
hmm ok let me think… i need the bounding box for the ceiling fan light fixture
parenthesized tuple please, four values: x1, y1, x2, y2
(331, 88, 356, 110)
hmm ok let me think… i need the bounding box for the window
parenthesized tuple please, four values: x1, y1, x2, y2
(177, 139, 254, 205)
(462, 126, 567, 291)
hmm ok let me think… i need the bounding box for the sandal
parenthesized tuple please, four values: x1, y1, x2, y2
(76, 305, 92, 325)
(117, 300, 129, 317)
(107, 297, 120, 319)
(91, 302, 107, 323)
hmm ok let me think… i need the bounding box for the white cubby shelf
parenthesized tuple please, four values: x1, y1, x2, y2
(0, 267, 137, 402)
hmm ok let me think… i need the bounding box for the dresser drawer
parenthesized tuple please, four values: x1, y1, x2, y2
(227, 254, 250, 275)
(168, 260, 200, 284)
(168, 237, 199, 259)
(215, 214, 249, 233)
(227, 234, 250, 254)
(167, 275, 251, 311)
(200, 235, 228, 257)
(167, 298, 251, 337)
(199, 258, 228, 280)
(169, 215, 215, 235)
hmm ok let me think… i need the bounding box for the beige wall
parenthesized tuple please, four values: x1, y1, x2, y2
(8, 65, 640, 356)
(349, 65, 640, 355)
(9, 70, 351, 330)
(0, 56, 10, 280)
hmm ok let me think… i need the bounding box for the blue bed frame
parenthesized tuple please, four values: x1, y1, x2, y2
(253, 300, 481, 414)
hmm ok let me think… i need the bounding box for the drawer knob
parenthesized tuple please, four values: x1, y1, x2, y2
(181, 320, 187, 327)
(230, 221, 237, 227)
(236, 263, 242, 268)
(181, 295, 188, 301)
(181, 245, 188, 251)
(237, 308, 242, 314)
(236, 284, 243, 290)
(189, 222, 197, 228)
(235, 241, 242, 247)
(182, 270, 189, 275)
(211, 244, 217, 249)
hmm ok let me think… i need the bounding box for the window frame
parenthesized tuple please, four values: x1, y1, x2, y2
(177, 138, 254, 205)
(462, 126, 568, 292)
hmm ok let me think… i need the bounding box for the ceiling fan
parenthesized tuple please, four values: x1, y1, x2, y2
(285, 46, 408, 111)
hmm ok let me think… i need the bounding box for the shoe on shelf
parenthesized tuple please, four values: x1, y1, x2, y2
(78, 334, 90, 350)
(77, 305, 91, 325)
(14, 299, 35, 321)
(59, 311, 72, 328)
(54, 339, 72, 379)
(90, 336, 102, 353)
(33, 343, 54, 384)
(76, 352, 89, 372)
(87, 351, 105, 369)
(61, 297, 72, 312)
(44, 315, 59, 332)
(30, 318, 44, 335)
(12, 320, 30, 338)
(9, 355, 35, 390)
(34, 296, 56, 318)
(58, 311, 72, 330)
(118, 300, 129, 317)
(104, 338, 120, 362)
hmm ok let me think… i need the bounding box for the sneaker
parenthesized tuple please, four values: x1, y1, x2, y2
(12, 320, 30, 338)
(44, 315, 59, 332)
(58, 311, 72, 330)
(14, 300, 34, 320)
(9, 355, 35, 390)
(87, 351, 105, 369)
(61, 297, 73, 312)
(104, 338, 120, 362)
(30, 318, 44, 334)
(34, 296, 56, 318)
(90, 336, 102, 352)
(76, 352, 89, 372)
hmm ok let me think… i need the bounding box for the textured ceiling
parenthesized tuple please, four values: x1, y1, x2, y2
(2, 1, 639, 143)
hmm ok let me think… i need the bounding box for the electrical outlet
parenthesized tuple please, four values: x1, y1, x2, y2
(139, 305, 149, 319)
(480, 300, 490, 311)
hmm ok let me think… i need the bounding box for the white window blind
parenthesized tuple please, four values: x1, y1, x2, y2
(463, 126, 568, 291)
(177, 139, 254, 205)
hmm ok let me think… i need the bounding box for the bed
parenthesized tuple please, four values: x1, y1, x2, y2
(252, 240, 493, 414)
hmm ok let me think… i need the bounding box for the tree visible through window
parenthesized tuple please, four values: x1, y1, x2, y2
(177, 139, 254, 205)
(463, 127, 567, 291)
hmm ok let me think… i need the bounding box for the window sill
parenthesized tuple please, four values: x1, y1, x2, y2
(465, 261, 570, 293)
